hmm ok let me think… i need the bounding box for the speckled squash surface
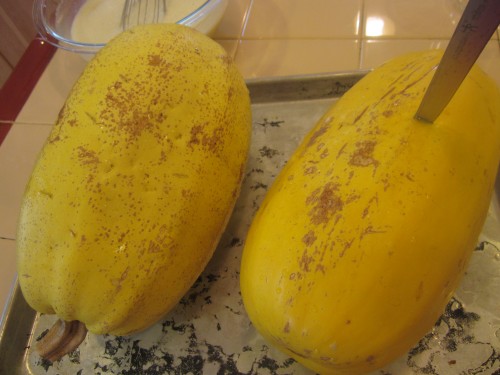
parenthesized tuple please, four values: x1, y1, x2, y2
(240, 50, 500, 374)
(17, 24, 251, 336)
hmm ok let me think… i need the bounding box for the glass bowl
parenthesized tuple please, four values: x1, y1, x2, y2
(33, 0, 228, 56)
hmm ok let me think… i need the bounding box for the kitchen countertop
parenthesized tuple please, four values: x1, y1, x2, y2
(1, 0, 499, 365)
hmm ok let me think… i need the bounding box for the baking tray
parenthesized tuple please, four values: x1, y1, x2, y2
(1, 72, 499, 375)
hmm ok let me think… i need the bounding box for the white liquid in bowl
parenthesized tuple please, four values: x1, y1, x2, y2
(71, 0, 208, 44)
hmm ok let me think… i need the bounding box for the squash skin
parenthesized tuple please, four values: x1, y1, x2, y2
(240, 50, 500, 374)
(17, 24, 251, 336)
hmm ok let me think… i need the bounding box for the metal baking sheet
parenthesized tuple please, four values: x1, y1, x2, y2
(1, 72, 499, 375)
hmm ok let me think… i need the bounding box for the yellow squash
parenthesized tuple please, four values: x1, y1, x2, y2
(240, 50, 500, 374)
(17, 24, 251, 341)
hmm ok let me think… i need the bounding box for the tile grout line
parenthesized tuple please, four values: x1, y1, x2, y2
(240, 0, 255, 40)
(1, 120, 54, 126)
(218, 35, 372, 41)
(233, 0, 255, 64)
(358, 0, 366, 69)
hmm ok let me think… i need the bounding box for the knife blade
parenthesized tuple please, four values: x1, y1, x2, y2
(415, 0, 500, 123)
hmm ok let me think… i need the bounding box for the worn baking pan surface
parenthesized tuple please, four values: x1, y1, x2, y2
(1, 72, 499, 375)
